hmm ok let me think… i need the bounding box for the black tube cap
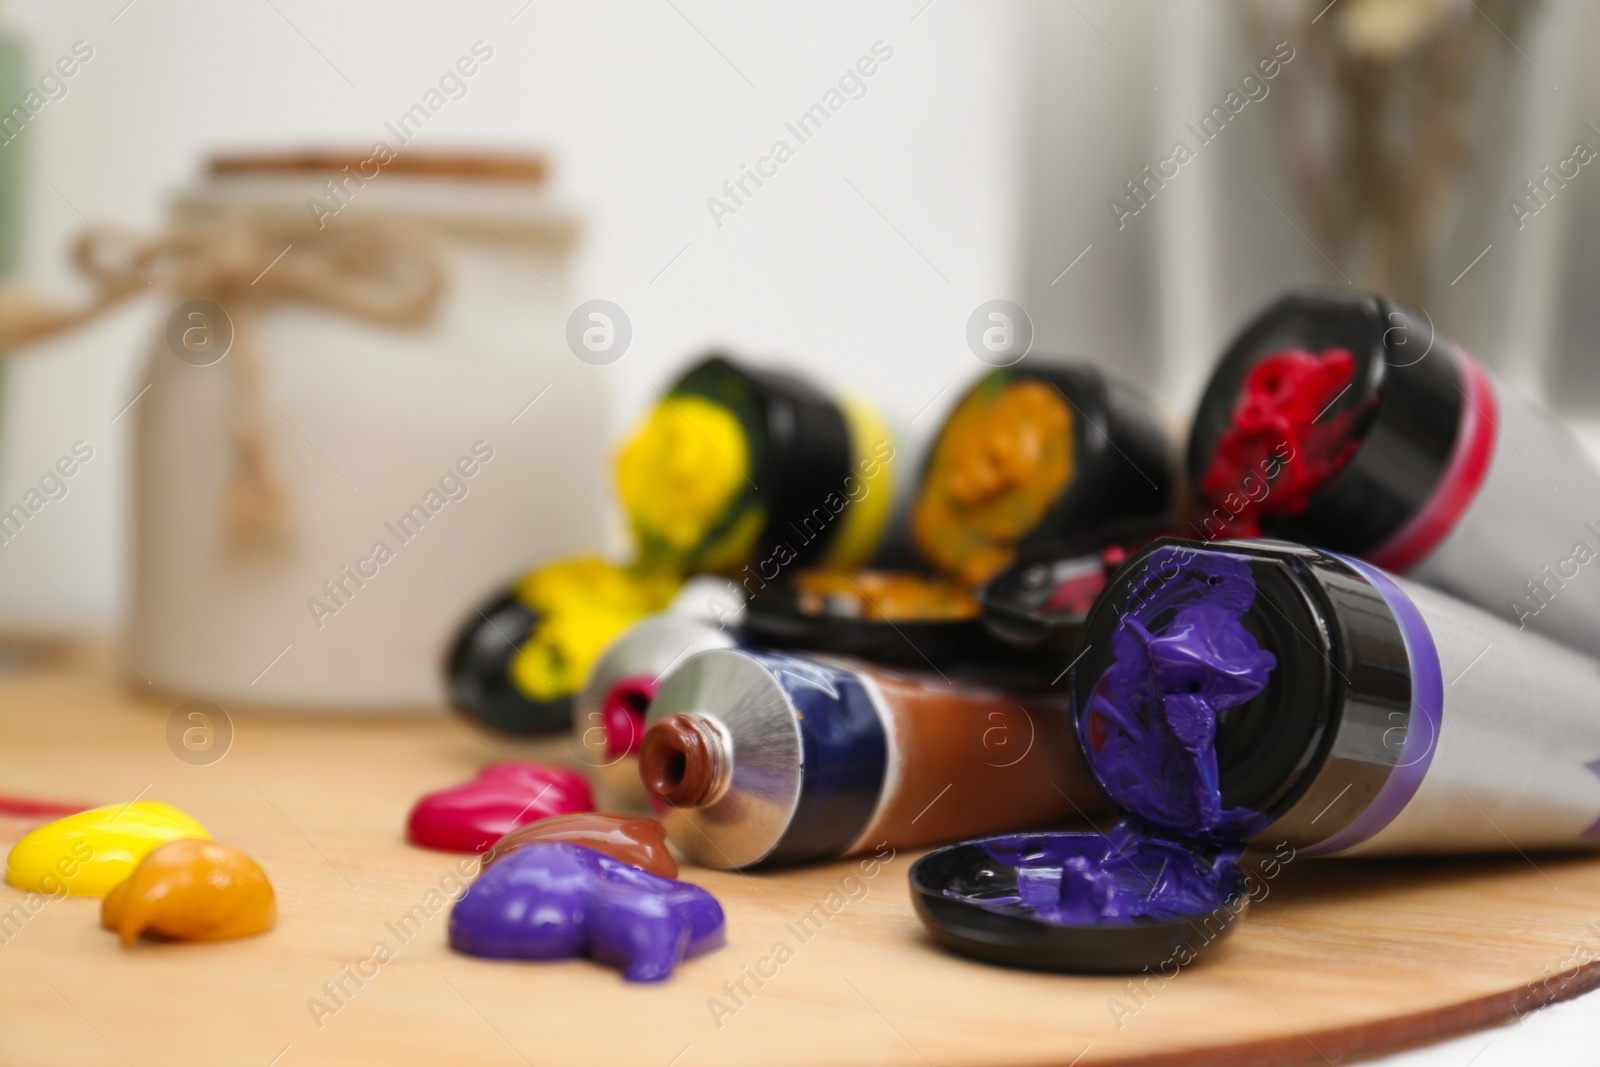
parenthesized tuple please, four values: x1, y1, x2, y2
(979, 519, 1172, 684)
(910, 833, 1248, 974)
(1009, 362, 1177, 555)
(1188, 289, 1463, 554)
(444, 590, 573, 735)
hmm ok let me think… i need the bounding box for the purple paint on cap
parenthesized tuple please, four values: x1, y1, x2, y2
(448, 842, 725, 981)
(943, 823, 1244, 925)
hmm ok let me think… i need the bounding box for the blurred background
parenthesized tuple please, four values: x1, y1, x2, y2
(0, 0, 1597, 651)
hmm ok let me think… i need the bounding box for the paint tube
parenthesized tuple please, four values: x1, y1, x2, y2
(639, 649, 1103, 868)
(742, 361, 1180, 673)
(1072, 537, 1600, 856)
(572, 607, 741, 807)
(445, 354, 895, 735)
(1190, 287, 1600, 662)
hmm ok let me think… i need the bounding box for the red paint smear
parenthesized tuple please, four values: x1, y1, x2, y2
(1367, 350, 1497, 572)
(0, 795, 92, 818)
(601, 676, 657, 759)
(1200, 348, 1362, 538)
(407, 763, 594, 854)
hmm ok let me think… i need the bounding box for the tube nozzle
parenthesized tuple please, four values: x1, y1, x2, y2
(639, 712, 727, 807)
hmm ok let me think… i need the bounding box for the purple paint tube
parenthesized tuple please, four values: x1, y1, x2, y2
(1074, 538, 1600, 855)
(911, 535, 1600, 973)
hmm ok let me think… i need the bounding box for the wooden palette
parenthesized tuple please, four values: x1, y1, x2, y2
(1, 646, 1597, 1067)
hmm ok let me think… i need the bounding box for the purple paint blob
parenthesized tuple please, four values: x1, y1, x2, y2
(448, 843, 725, 981)
(945, 825, 1245, 925)
(1081, 548, 1276, 839)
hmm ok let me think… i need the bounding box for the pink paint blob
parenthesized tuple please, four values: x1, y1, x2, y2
(407, 763, 595, 854)
(602, 676, 657, 759)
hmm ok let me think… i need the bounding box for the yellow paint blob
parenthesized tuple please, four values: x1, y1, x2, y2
(510, 557, 679, 702)
(101, 839, 276, 947)
(615, 395, 761, 571)
(5, 801, 211, 897)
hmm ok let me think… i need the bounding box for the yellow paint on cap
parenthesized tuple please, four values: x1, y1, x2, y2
(615, 395, 761, 571)
(6, 801, 211, 897)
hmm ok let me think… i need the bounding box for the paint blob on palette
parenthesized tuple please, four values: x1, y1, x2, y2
(482, 813, 677, 878)
(407, 763, 594, 853)
(6, 801, 210, 896)
(449, 843, 724, 981)
(101, 839, 276, 947)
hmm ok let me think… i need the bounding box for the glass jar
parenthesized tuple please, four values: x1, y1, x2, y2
(130, 150, 606, 710)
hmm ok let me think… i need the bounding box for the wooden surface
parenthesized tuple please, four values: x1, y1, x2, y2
(3, 646, 1599, 1067)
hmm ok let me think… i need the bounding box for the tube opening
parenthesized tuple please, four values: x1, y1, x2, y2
(659, 751, 687, 792)
(639, 712, 726, 808)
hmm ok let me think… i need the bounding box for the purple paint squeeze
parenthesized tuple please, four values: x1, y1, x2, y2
(1080, 550, 1276, 840)
(448, 843, 725, 981)
(937, 547, 1277, 930)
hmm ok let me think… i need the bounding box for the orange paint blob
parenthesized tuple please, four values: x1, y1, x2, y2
(793, 569, 979, 621)
(100, 839, 276, 947)
(912, 376, 1075, 585)
(481, 813, 677, 879)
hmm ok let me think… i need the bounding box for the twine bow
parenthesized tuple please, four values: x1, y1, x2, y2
(0, 215, 447, 549)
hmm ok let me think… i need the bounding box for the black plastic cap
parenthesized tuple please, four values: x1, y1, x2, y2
(444, 589, 574, 735)
(676, 355, 853, 568)
(909, 835, 1248, 974)
(1188, 289, 1463, 553)
(1070, 538, 1412, 850)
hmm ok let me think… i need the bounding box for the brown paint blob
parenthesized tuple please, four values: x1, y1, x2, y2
(913, 376, 1075, 585)
(482, 813, 677, 878)
(100, 839, 276, 947)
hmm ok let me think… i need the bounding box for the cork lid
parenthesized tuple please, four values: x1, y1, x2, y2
(209, 149, 546, 184)
(183, 147, 572, 239)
